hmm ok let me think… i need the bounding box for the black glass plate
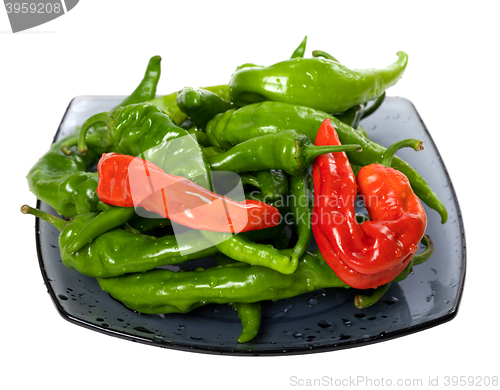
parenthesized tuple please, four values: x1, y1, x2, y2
(35, 96, 466, 355)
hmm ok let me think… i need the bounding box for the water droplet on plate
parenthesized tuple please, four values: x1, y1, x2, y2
(317, 320, 332, 328)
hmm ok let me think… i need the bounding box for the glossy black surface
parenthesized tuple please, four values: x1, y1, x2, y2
(35, 96, 466, 355)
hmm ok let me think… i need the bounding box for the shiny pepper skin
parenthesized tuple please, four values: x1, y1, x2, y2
(229, 52, 408, 114)
(312, 119, 427, 289)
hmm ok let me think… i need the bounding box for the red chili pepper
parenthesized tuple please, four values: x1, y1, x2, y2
(312, 119, 427, 289)
(97, 153, 280, 233)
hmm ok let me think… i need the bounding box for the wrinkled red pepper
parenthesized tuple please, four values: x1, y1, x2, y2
(312, 119, 427, 289)
(97, 153, 280, 233)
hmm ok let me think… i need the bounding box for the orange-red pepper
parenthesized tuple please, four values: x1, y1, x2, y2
(97, 153, 280, 233)
(312, 119, 427, 289)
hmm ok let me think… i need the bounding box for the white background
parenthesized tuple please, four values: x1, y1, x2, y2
(2, 1, 499, 389)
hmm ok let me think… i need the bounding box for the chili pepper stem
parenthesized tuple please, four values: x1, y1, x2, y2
(381, 138, 423, 167)
(78, 113, 108, 155)
(62, 132, 104, 155)
(311, 50, 340, 63)
(20, 204, 65, 231)
(61, 138, 78, 155)
(354, 283, 391, 309)
(303, 144, 361, 163)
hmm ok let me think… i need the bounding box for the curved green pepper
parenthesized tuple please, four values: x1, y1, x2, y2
(230, 302, 262, 343)
(119, 56, 162, 107)
(228, 51, 408, 113)
(97, 236, 433, 315)
(21, 205, 218, 278)
(207, 129, 361, 176)
(77, 102, 212, 190)
(290, 36, 307, 59)
(28, 56, 163, 218)
(147, 84, 230, 125)
(289, 166, 313, 262)
(97, 249, 346, 314)
(27, 129, 112, 218)
(176, 87, 232, 129)
(77, 103, 181, 156)
(199, 230, 297, 274)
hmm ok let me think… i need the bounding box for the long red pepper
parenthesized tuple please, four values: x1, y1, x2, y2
(97, 153, 280, 233)
(312, 119, 427, 289)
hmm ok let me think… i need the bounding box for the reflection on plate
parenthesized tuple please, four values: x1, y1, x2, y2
(34, 96, 466, 355)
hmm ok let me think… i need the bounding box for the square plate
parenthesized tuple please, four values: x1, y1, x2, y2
(34, 96, 466, 355)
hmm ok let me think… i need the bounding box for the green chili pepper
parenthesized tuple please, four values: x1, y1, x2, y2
(229, 52, 407, 113)
(21, 205, 218, 278)
(147, 85, 230, 125)
(66, 206, 137, 253)
(354, 284, 391, 309)
(255, 169, 289, 202)
(77, 102, 212, 190)
(230, 302, 262, 343)
(207, 129, 361, 176)
(219, 255, 262, 343)
(27, 129, 112, 218)
(290, 36, 307, 59)
(289, 166, 313, 262)
(97, 249, 345, 314)
(199, 230, 298, 274)
(97, 237, 433, 315)
(28, 56, 163, 218)
(77, 103, 180, 156)
(176, 87, 232, 129)
(119, 56, 162, 107)
(205, 101, 448, 223)
(60, 55, 164, 156)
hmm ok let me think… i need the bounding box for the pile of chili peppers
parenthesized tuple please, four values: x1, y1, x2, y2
(24, 37, 440, 344)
